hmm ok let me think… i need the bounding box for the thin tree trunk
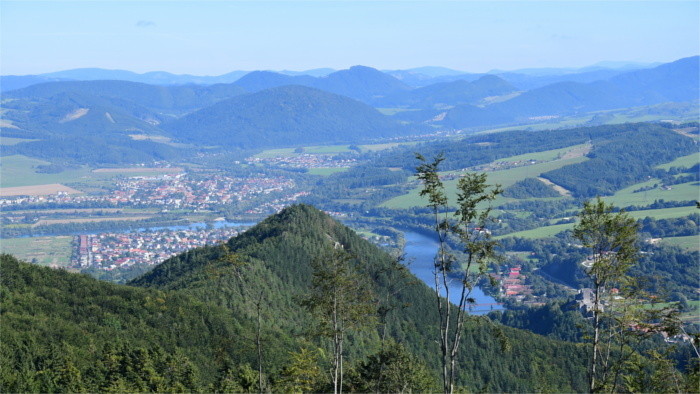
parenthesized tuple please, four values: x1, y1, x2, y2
(256, 292, 264, 393)
(590, 282, 602, 393)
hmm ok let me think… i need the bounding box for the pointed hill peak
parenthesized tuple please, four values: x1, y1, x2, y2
(129, 204, 361, 290)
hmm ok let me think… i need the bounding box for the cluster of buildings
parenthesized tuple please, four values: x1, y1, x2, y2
(107, 173, 297, 208)
(243, 191, 310, 214)
(1, 173, 298, 210)
(73, 226, 247, 270)
(496, 265, 533, 302)
(246, 154, 357, 169)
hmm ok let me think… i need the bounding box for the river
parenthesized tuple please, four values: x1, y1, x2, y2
(402, 230, 503, 315)
(131, 220, 256, 233)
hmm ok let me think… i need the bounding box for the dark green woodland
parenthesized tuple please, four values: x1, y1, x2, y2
(1, 204, 592, 392)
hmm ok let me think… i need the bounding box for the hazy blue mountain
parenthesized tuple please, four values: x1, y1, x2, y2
(382, 72, 483, 88)
(579, 60, 662, 72)
(376, 75, 517, 109)
(0, 75, 71, 92)
(278, 68, 336, 77)
(4, 80, 248, 115)
(233, 66, 410, 104)
(488, 61, 657, 76)
(2, 91, 164, 138)
(389, 62, 658, 89)
(495, 69, 627, 90)
(37, 68, 250, 86)
(166, 85, 413, 148)
(232, 71, 317, 92)
(317, 65, 411, 103)
(404, 66, 467, 77)
(439, 56, 699, 129)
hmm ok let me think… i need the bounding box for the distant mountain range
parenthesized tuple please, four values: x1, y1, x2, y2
(0, 60, 663, 92)
(427, 56, 700, 129)
(1, 56, 697, 164)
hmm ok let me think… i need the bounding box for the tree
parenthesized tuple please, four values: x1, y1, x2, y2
(277, 347, 324, 393)
(301, 247, 377, 394)
(218, 244, 267, 393)
(346, 341, 437, 393)
(573, 197, 683, 393)
(416, 153, 502, 394)
(573, 198, 638, 392)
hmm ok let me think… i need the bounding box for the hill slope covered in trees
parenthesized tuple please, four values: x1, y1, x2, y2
(2, 204, 590, 392)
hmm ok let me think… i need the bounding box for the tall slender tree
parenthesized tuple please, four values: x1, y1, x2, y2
(574, 198, 684, 393)
(573, 198, 638, 393)
(302, 247, 377, 394)
(416, 153, 502, 394)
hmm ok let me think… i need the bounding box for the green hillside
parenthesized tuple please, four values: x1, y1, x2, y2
(166, 85, 414, 149)
(2, 204, 589, 392)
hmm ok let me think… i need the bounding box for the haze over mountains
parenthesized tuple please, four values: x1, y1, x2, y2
(1, 56, 697, 163)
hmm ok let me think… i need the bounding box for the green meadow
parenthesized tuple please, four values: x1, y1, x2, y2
(601, 180, 699, 207)
(661, 235, 699, 251)
(1, 236, 73, 267)
(655, 152, 699, 170)
(382, 155, 587, 209)
(500, 206, 698, 240)
(307, 167, 349, 176)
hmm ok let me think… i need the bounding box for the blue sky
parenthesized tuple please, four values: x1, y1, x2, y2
(1, 1, 698, 75)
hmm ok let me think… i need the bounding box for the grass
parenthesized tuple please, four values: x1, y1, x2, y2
(602, 180, 699, 207)
(661, 235, 699, 251)
(307, 167, 349, 176)
(359, 142, 418, 152)
(490, 143, 588, 163)
(496, 223, 574, 240)
(499, 206, 699, 240)
(655, 152, 699, 170)
(33, 216, 152, 226)
(0, 155, 93, 188)
(0, 155, 186, 189)
(382, 155, 587, 209)
(0, 184, 83, 197)
(254, 145, 352, 158)
(0, 236, 73, 267)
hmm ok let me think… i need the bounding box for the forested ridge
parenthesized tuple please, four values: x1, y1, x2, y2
(2, 204, 592, 392)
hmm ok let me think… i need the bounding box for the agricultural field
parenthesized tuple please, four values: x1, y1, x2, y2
(358, 141, 418, 152)
(0, 183, 83, 197)
(655, 152, 699, 170)
(661, 235, 700, 251)
(92, 167, 183, 174)
(500, 205, 699, 240)
(307, 167, 349, 176)
(0, 155, 93, 188)
(33, 216, 153, 226)
(253, 144, 352, 158)
(602, 180, 699, 207)
(0, 155, 187, 189)
(496, 223, 574, 240)
(489, 143, 589, 163)
(0, 236, 73, 267)
(382, 154, 587, 209)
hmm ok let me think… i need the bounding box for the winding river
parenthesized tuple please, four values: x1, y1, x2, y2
(402, 230, 504, 315)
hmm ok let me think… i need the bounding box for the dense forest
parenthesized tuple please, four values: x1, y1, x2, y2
(2, 205, 595, 392)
